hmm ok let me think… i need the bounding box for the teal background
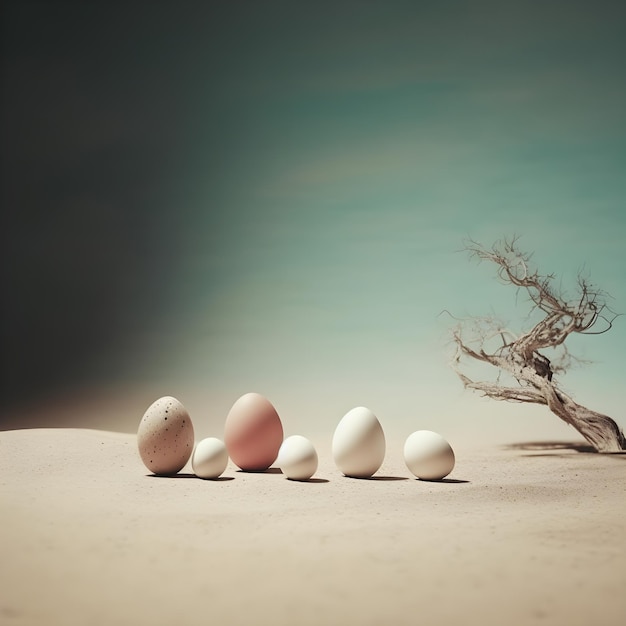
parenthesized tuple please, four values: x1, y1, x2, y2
(2, 1, 625, 444)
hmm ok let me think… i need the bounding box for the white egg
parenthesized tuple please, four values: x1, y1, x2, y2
(277, 435, 318, 481)
(332, 406, 385, 478)
(137, 396, 195, 475)
(404, 430, 455, 480)
(192, 437, 229, 479)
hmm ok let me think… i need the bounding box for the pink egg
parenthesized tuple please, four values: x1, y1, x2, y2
(224, 393, 284, 471)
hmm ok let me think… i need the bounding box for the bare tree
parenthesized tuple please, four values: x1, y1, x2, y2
(450, 236, 626, 452)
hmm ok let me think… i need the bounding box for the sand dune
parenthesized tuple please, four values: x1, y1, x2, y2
(1, 428, 624, 625)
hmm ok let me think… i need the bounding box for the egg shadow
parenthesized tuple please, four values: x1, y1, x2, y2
(347, 475, 409, 481)
(236, 467, 283, 475)
(147, 472, 196, 479)
(286, 477, 330, 484)
(416, 478, 470, 484)
(146, 472, 235, 481)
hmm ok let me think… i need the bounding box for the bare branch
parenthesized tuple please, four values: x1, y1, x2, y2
(463, 379, 548, 405)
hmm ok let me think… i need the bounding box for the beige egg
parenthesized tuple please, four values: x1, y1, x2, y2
(137, 396, 194, 475)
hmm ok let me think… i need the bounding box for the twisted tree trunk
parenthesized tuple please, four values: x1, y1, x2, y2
(544, 388, 626, 452)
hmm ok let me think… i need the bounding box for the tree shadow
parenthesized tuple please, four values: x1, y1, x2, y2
(506, 441, 596, 453)
(506, 441, 626, 458)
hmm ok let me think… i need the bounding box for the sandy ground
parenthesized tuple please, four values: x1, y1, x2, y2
(1, 428, 624, 626)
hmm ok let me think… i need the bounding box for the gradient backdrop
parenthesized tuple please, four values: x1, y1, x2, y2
(2, 1, 625, 446)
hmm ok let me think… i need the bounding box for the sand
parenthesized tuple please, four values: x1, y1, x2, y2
(1, 428, 624, 626)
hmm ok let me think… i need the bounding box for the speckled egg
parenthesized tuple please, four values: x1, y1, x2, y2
(224, 392, 283, 471)
(137, 396, 194, 475)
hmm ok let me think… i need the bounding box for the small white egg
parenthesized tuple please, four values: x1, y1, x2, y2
(277, 435, 318, 481)
(404, 430, 455, 480)
(192, 437, 229, 479)
(332, 406, 385, 478)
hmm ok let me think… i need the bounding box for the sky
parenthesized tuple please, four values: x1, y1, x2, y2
(1, 1, 625, 446)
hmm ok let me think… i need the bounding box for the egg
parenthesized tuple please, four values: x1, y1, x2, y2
(277, 435, 318, 481)
(404, 430, 455, 480)
(224, 392, 284, 471)
(332, 406, 386, 478)
(192, 437, 229, 479)
(137, 396, 194, 475)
